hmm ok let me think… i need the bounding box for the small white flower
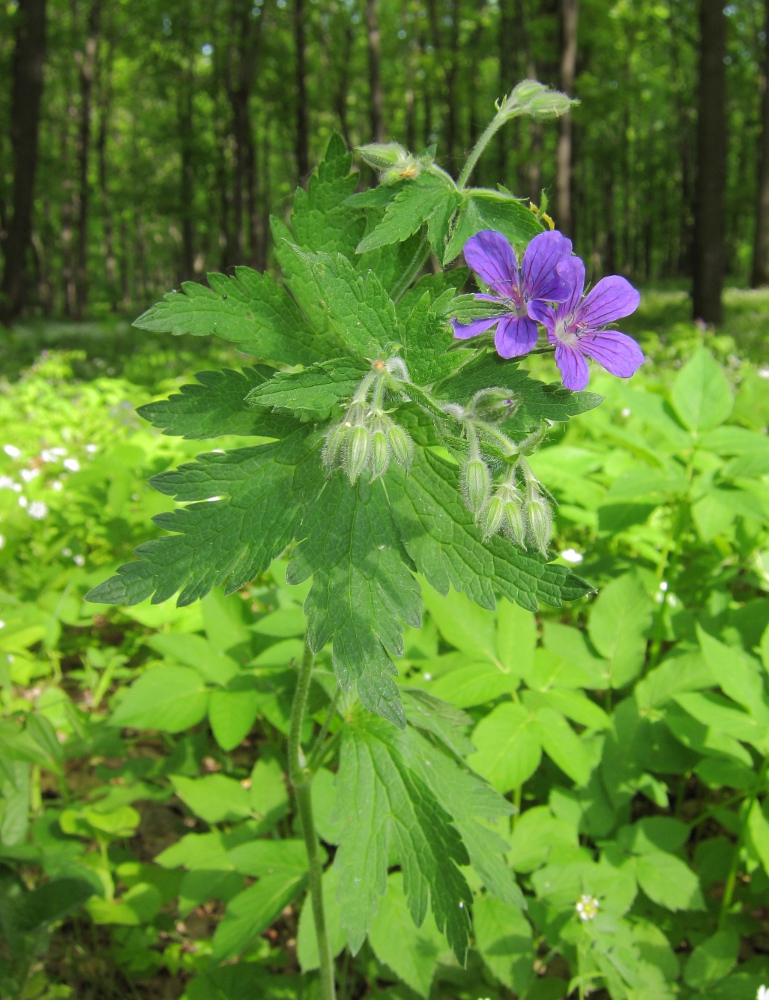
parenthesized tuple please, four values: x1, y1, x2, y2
(40, 449, 57, 463)
(758, 367, 769, 380)
(660, 580, 668, 591)
(575, 894, 600, 921)
(62, 548, 72, 557)
(0, 535, 5, 549)
(85, 444, 98, 454)
(423, 673, 432, 681)
(0, 476, 15, 489)
(63, 458, 80, 472)
(756, 987, 769, 1000)
(3, 445, 21, 458)
(621, 407, 631, 417)
(52, 480, 63, 491)
(73, 554, 85, 566)
(20, 468, 39, 482)
(51, 447, 67, 457)
(18, 496, 28, 508)
(28, 501, 47, 519)
(12, 483, 21, 493)
(561, 548, 584, 564)
(0, 621, 4, 629)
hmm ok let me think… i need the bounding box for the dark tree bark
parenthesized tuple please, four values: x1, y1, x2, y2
(365, 0, 385, 142)
(752, 0, 769, 287)
(333, 17, 354, 149)
(555, 0, 578, 236)
(96, 38, 116, 305)
(692, 0, 727, 323)
(178, 58, 195, 281)
(294, 0, 310, 181)
(444, 0, 461, 172)
(0, 0, 48, 322)
(497, 0, 516, 183)
(73, 0, 102, 319)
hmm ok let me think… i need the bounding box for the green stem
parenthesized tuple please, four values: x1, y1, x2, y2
(289, 640, 336, 1000)
(457, 113, 506, 190)
(718, 755, 769, 930)
(390, 232, 430, 304)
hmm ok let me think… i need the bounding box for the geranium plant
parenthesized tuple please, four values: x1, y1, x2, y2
(87, 81, 645, 998)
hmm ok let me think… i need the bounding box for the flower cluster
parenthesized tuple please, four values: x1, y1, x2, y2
(452, 229, 643, 391)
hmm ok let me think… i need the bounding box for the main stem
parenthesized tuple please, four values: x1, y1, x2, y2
(457, 112, 507, 190)
(289, 639, 336, 1000)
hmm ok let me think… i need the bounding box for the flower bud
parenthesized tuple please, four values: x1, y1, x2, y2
(323, 422, 348, 471)
(462, 459, 491, 519)
(482, 495, 505, 541)
(503, 499, 527, 548)
(388, 423, 414, 471)
(357, 142, 408, 170)
(469, 388, 519, 424)
(525, 496, 553, 556)
(346, 425, 371, 484)
(370, 427, 390, 479)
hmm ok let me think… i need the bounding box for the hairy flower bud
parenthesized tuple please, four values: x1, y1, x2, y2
(469, 388, 519, 424)
(357, 142, 408, 170)
(482, 495, 505, 541)
(525, 496, 553, 556)
(370, 427, 390, 479)
(499, 80, 576, 121)
(462, 458, 491, 519)
(503, 498, 527, 548)
(387, 423, 414, 471)
(323, 422, 348, 471)
(346, 425, 371, 485)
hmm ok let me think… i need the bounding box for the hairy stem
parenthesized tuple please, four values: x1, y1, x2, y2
(289, 639, 336, 999)
(457, 113, 505, 190)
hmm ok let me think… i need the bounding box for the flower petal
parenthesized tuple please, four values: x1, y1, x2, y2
(554, 256, 586, 318)
(577, 275, 640, 329)
(577, 330, 644, 379)
(451, 316, 500, 340)
(555, 341, 590, 391)
(463, 230, 518, 297)
(494, 316, 539, 359)
(521, 230, 573, 303)
(527, 299, 556, 332)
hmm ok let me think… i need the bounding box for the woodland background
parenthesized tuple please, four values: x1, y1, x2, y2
(1, 0, 768, 328)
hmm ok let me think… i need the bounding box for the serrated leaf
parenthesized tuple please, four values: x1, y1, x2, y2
(290, 135, 363, 256)
(444, 190, 544, 263)
(288, 248, 398, 359)
(287, 476, 421, 727)
(389, 448, 591, 612)
(333, 713, 472, 960)
(469, 702, 542, 793)
(211, 870, 308, 961)
(111, 666, 209, 733)
(245, 357, 369, 419)
(356, 174, 460, 254)
(137, 368, 295, 440)
(86, 428, 323, 608)
(133, 267, 330, 366)
(400, 292, 473, 385)
(401, 688, 476, 759)
(635, 851, 705, 911)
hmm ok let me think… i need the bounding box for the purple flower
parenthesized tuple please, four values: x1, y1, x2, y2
(452, 229, 573, 359)
(530, 257, 643, 391)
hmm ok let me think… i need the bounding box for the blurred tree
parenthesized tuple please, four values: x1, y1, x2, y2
(556, 0, 577, 235)
(752, 0, 769, 287)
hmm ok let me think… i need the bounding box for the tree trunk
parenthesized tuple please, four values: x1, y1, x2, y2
(497, 0, 516, 183)
(178, 60, 195, 281)
(752, 0, 769, 287)
(555, 0, 578, 236)
(444, 0, 461, 172)
(96, 38, 116, 306)
(0, 0, 48, 323)
(294, 0, 309, 181)
(365, 0, 385, 142)
(74, 0, 102, 320)
(692, 0, 727, 323)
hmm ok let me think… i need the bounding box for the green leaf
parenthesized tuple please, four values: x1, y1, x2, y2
(137, 368, 295, 440)
(635, 851, 705, 911)
(209, 679, 261, 751)
(429, 661, 518, 708)
(390, 448, 591, 612)
(15, 878, 94, 933)
(673, 692, 766, 747)
(671, 347, 733, 431)
(399, 292, 473, 385)
(444, 190, 544, 263)
(169, 774, 252, 824)
(288, 248, 398, 359)
(133, 267, 331, 366)
(288, 476, 421, 727)
(531, 705, 594, 786)
(211, 870, 308, 961)
(356, 173, 460, 254)
(226, 839, 309, 876)
(111, 666, 209, 733)
(588, 572, 653, 688)
(368, 872, 448, 998)
(86, 428, 323, 607)
(684, 930, 739, 990)
(469, 703, 542, 793)
(296, 866, 346, 971)
(401, 688, 476, 759)
(245, 357, 370, 419)
(249, 758, 289, 829)
(333, 713, 472, 960)
(420, 584, 499, 665)
(145, 632, 240, 686)
(474, 895, 534, 996)
(507, 806, 578, 872)
(88, 883, 162, 925)
(179, 870, 244, 917)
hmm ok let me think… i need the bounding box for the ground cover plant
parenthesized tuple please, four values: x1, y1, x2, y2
(3, 83, 769, 1000)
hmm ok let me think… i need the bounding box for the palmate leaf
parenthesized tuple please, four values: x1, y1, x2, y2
(355, 173, 461, 254)
(388, 446, 591, 610)
(444, 189, 545, 263)
(332, 711, 472, 961)
(245, 358, 370, 420)
(290, 132, 363, 256)
(287, 476, 421, 728)
(86, 428, 324, 607)
(138, 367, 296, 440)
(400, 291, 474, 385)
(133, 267, 333, 367)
